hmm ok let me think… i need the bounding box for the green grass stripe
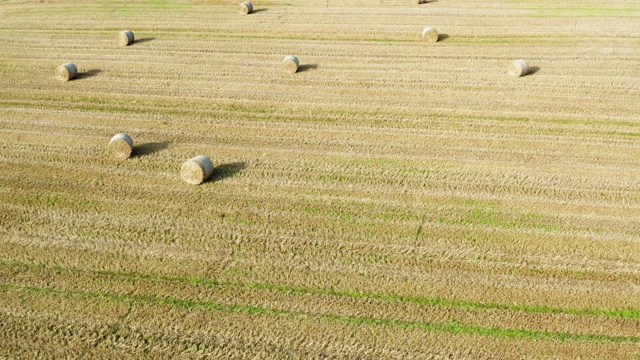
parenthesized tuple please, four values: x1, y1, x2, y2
(1, 283, 639, 344)
(2, 259, 640, 321)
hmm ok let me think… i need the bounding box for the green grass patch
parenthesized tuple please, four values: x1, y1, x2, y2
(531, 6, 639, 18)
(24, 192, 64, 208)
(146, 0, 190, 9)
(437, 199, 560, 232)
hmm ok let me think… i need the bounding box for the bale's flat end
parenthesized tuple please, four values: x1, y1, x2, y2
(108, 139, 133, 160)
(56, 63, 77, 81)
(118, 30, 134, 47)
(180, 156, 214, 185)
(239, 2, 253, 14)
(422, 27, 439, 43)
(509, 59, 530, 77)
(108, 134, 134, 160)
(282, 56, 299, 74)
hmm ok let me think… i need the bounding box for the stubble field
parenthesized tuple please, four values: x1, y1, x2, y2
(1, 0, 640, 358)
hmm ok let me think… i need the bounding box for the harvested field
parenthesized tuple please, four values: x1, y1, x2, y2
(1, 0, 640, 358)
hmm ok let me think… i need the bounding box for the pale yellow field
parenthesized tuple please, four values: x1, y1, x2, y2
(1, 0, 640, 358)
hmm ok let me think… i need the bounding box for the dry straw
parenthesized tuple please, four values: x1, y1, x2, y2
(509, 59, 530, 77)
(56, 62, 77, 81)
(422, 27, 438, 43)
(108, 133, 134, 160)
(118, 30, 135, 47)
(239, 1, 253, 14)
(282, 55, 299, 74)
(180, 155, 214, 185)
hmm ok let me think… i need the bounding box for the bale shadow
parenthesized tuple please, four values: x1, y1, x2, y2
(528, 66, 541, 75)
(133, 37, 155, 45)
(133, 141, 171, 157)
(297, 64, 318, 73)
(208, 162, 246, 182)
(437, 34, 449, 42)
(252, 8, 268, 13)
(75, 69, 101, 80)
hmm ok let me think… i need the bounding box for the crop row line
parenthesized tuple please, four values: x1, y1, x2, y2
(2, 259, 639, 321)
(1, 283, 638, 344)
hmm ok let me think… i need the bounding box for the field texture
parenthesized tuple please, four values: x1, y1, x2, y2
(1, 0, 640, 358)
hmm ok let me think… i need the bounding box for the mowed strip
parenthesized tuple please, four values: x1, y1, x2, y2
(1, 292, 636, 359)
(1, 281, 640, 345)
(1, 259, 640, 337)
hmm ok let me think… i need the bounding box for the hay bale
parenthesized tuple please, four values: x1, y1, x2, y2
(108, 133, 134, 160)
(415, 0, 429, 3)
(422, 27, 438, 43)
(282, 55, 299, 74)
(56, 62, 77, 81)
(239, 1, 253, 14)
(180, 155, 214, 185)
(509, 59, 530, 77)
(117, 30, 135, 47)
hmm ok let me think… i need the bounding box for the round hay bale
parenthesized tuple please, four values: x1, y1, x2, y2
(180, 155, 214, 185)
(282, 55, 299, 74)
(108, 133, 134, 160)
(415, 0, 429, 3)
(117, 30, 135, 47)
(509, 59, 530, 77)
(422, 27, 438, 43)
(56, 62, 77, 81)
(239, 1, 253, 14)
